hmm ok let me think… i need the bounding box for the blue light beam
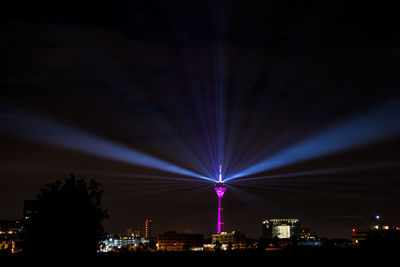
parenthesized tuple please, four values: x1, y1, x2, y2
(1, 109, 213, 182)
(226, 161, 400, 184)
(227, 99, 400, 181)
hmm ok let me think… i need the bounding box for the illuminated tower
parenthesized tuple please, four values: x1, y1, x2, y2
(214, 165, 226, 233)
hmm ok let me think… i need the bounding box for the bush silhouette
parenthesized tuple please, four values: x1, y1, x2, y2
(24, 173, 108, 255)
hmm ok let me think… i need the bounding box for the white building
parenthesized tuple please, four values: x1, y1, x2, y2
(262, 218, 299, 239)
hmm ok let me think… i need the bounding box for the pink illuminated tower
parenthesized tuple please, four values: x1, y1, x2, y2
(214, 164, 226, 233)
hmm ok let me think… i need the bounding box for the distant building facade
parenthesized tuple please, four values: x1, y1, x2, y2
(0, 220, 23, 253)
(211, 231, 246, 250)
(352, 215, 400, 246)
(0, 200, 38, 254)
(126, 228, 141, 238)
(99, 234, 150, 252)
(298, 228, 312, 239)
(158, 231, 204, 251)
(262, 218, 299, 239)
(23, 200, 38, 223)
(352, 228, 400, 245)
(0, 220, 22, 235)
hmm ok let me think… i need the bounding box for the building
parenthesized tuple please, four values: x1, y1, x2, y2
(327, 239, 352, 248)
(352, 229, 368, 245)
(0, 200, 38, 254)
(352, 215, 400, 246)
(211, 231, 246, 250)
(0, 220, 23, 253)
(144, 218, 151, 238)
(262, 218, 299, 239)
(23, 200, 38, 223)
(298, 228, 312, 239)
(0, 220, 22, 235)
(296, 234, 323, 247)
(158, 231, 204, 251)
(352, 227, 400, 245)
(126, 228, 141, 238)
(99, 234, 150, 252)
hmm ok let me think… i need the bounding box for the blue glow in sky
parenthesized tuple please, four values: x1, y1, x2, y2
(226, 161, 400, 184)
(1, 108, 213, 182)
(227, 99, 400, 181)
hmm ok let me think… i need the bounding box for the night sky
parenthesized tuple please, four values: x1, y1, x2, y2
(1, 1, 400, 239)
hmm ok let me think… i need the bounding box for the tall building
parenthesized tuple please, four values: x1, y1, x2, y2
(0, 220, 22, 235)
(158, 231, 204, 251)
(144, 218, 152, 238)
(262, 218, 299, 239)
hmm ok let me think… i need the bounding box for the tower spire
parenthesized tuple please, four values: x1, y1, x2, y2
(218, 164, 222, 182)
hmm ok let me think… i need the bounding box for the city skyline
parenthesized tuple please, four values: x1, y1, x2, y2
(2, 189, 396, 240)
(1, 199, 397, 253)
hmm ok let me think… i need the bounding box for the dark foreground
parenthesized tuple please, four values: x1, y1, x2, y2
(1, 247, 397, 264)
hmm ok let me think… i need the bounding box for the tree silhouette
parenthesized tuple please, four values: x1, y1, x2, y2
(24, 173, 108, 255)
